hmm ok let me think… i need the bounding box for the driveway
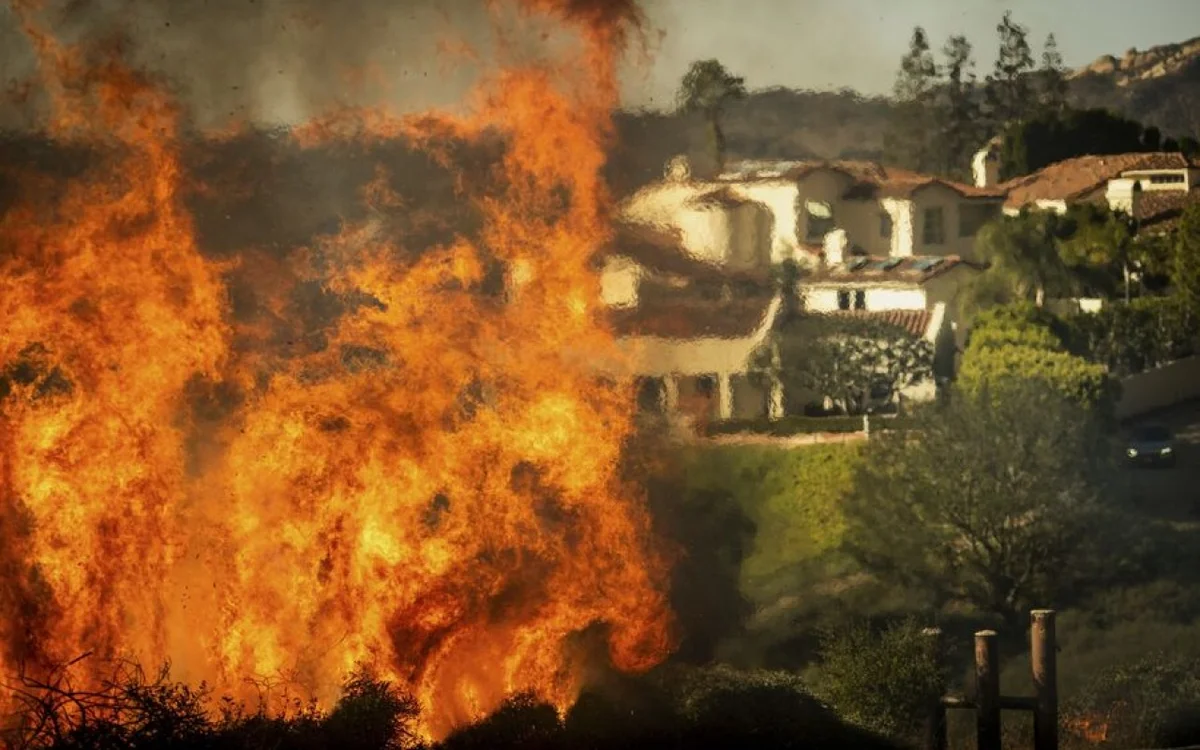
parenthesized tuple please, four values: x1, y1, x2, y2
(1120, 399, 1200, 522)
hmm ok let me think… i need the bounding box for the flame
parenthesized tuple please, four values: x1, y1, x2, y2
(0, 0, 673, 738)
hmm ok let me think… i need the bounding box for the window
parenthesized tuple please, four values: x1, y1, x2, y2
(923, 207, 945, 245)
(695, 375, 717, 397)
(958, 203, 999, 237)
(1149, 173, 1185, 185)
(837, 290, 851, 310)
(879, 212, 893, 239)
(635, 378, 665, 413)
(853, 290, 866, 310)
(805, 200, 836, 242)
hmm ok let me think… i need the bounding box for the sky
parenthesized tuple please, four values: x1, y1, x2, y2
(620, 0, 1200, 109)
(1, 0, 1197, 128)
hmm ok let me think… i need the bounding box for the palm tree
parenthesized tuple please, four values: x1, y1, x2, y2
(677, 59, 747, 173)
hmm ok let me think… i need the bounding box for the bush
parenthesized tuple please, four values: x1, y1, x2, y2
(1067, 296, 1198, 376)
(810, 618, 943, 744)
(705, 415, 913, 437)
(958, 344, 1118, 414)
(1065, 652, 1200, 749)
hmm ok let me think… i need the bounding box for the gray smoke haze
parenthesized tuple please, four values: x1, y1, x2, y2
(0, 0, 600, 130)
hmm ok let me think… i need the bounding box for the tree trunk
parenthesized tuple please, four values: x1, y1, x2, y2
(1034, 285, 1046, 308)
(707, 111, 727, 174)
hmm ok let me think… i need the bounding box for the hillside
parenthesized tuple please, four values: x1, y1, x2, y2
(609, 35, 1200, 192)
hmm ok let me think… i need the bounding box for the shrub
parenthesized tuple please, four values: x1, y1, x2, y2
(958, 343, 1118, 414)
(705, 414, 913, 437)
(1065, 652, 1200, 749)
(1067, 295, 1198, 376)
(810, 618, 943, 744)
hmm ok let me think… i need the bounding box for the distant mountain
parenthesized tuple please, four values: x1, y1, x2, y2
(607, 36, 1200, 193)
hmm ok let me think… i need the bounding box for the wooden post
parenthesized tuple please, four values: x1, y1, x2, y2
(1031, 610, 1059, 750)
(922, 627, 947, 750)
(975, 630, 1001, 750)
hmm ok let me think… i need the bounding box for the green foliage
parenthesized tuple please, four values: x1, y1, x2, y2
(705, 414, 914, 437)
(812, 619, 943, 743)
(1067, 296, 1198, 376)
(770, 315, 934, 416)
(966, 210, 1074, 311)
(1035, 33, 1069, 116)
(958, 343, 1117, 411)
(1171, 201, 1200, 318)
(678, 444, 861, 607)
(843, 382, 1116, 623)
(930, 35, 982, 181)
(997, 108, 1152, 180)
(676, 59, 746, 171)
(1065, 653, 1200, 749)
(983, 11, 1035, 129)
(886, 27, 939, 172)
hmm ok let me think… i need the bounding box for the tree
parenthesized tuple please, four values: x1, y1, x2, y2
(997, 108, 1150, 179)
(967, 210, 1073, 310)
(886, 27, 939, 172)
(984, 11, 1036, 130)
(1036, 33, 1069, 116)
(1056, 203, 1139, 300)
(677, 59, 747, 174)
(769, 316, 934, 415)
(1171, 202, 1200, 318)
(932, 34, 982, 180)
(843, 380, 1115, 624)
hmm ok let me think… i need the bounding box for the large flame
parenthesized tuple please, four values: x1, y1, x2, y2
(0, 0, 674, 737)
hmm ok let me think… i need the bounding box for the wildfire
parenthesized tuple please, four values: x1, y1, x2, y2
(0, 0, 674, 739)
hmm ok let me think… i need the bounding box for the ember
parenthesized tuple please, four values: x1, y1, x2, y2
(0, 0, 674, 739)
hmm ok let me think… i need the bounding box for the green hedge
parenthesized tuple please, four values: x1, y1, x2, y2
(705, 415, 913, 437)
(1066, 296, 1198, 377)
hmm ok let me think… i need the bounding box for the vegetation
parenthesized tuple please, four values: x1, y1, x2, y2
(843, 381, 1118, 625)
(811, 619, 943, 744)
(763, 315, 934, 416)
(997, 108, 1167, 180)
(675, 59, 747, 174)
(1172, 202, 1200, 319)
(958, 303, 1117, 411)
(2, 660, 903, 750)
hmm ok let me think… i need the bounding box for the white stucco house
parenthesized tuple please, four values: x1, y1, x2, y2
(591, 223, 785, 428)
(620, 156, 1007, 270)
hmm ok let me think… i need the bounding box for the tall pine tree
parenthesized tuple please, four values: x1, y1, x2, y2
(1037, 33, 1070, 116)
(984, 11, 1036, 131)
(934, 35, 982, 181)
(886, 27, 939, 172)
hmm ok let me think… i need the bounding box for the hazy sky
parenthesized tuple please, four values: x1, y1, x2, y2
(2, 0, 1197, 128)
(621, 0, 1200, 108)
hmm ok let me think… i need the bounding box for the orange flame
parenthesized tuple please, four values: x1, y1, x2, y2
(0, 0, 673, 738)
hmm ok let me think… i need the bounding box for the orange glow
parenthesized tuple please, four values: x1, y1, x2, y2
(0, 0, 673, 739)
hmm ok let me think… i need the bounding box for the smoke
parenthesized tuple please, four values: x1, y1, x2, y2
(0, 0, 616, 130)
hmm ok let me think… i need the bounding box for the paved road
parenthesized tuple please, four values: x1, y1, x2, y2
(1121, 399, 1200, 522)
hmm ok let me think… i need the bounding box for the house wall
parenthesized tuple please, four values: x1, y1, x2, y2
(731, 181, 801, 264)
(677, 206, 734, 265)
(1115, 356, 1200, 420)
(801, 285, 928, 312)
(910, 184, 996, 261)
(599, 257, 640, 307)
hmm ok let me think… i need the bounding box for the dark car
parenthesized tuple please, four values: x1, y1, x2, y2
(1125, 424, 1177, 467)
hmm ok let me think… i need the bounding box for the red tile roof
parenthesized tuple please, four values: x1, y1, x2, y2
(1000, 152, 1196, 210)
(608, 293, 778, 340)
(719, 159, 1005, 199)
(820, 308, 934, 338)
(1135, 187, 1200, 232)
(800, 255, 978, 286)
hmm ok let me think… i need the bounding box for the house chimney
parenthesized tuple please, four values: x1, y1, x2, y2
(972, 145, 1000, 188)
(664, 154, 691, 182)
(1106, 177, 1142, 217)
(824, 228, 849, 265)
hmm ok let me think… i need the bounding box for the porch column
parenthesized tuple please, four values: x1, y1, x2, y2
(768, 376, 785, 421)
(716, 373, 734, 421)
(661, 375, 679, 414)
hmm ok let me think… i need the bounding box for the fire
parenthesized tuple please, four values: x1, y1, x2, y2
(0, 0, 674, 739)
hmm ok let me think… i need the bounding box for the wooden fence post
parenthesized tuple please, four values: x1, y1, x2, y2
(922, 627, 947, 750)
(1031, 610, 1059, 750)
(975, 630, 1001, 750)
